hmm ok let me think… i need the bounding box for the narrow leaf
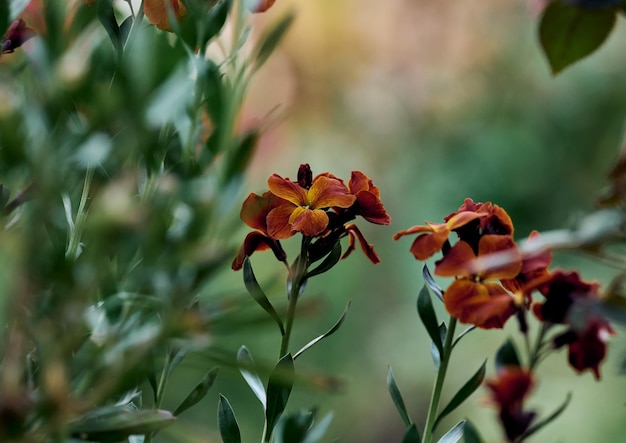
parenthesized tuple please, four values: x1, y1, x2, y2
(539, 1, 616, 74)
(495, 339, 521, 371)
(173, 368, 218, 416)
(418, 285, 443, 360)
(304, 242, 342, 280)
(434, 360, 487, 429)
(204, 0, 231, 44)
(273, 410, 315, 443)
(431, 323, 446, 371)
(293, 301, 351, 360)
(243, 257, 285, 336)
(96, 0, 122, 58)
(436, 420, 465, 443)
(387, 366, 412, 428)
(70, 409, 175, 442)
(520, 392, 572, 440)
(237, 346, 267, 408)
(401, 424, 422, 443)
(254, 12, 295, 71)
(422, 264, 443, 300)
(462, 420, 484, 443)
(218, 394, 241, 443)
(302, 412, 333, 443)
(265, 354, 295, 441)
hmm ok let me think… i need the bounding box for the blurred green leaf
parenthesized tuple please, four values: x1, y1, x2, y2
(422, 264, 443, 301)
(520, 392, 572, 440)
(265, 353, 295, 442)
(203, 0, 231, 46)
(304, 242, 342, 280)
(539, 1, 616, 74)
(221, 129, 258, 185)
(96, 0, 122, 58)
(237, 345, 267, 408)
(70, 408, 175, 442)
(462, 420, 484, 443)
(0, 1, 9, 37)
(218, 394, 241, 443)
(243, 257, 285, 336)
(417, 285, 443, 363)
(431, 323, 446, 371)
(173, 367, 218, 416)
(402, 424, 422, 443)
(253, 12, 295, 71)
(293, 300, 351, 360)
(302, 412, 333, 443)
(436, 420, 465, 443)
(387, 366, 412, 428)
(434, 360, 486, 429)
(274, 409, 315, 443)
(495, 339, 521, 371)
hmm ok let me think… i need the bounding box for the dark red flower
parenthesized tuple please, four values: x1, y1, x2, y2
(1, 19, 35, 54)
(564, 318, 614, 380)
(502, 230, 552, 295)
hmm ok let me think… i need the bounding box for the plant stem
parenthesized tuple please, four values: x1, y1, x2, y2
(66, 168, 93, 260)
(422, 316, 457, 443)
(529, 322, 550, 371)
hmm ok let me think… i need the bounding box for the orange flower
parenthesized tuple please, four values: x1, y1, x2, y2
(144, 0, 186, 31)
(436, 235, 522, 329)
(347, 171, 391, 225)
(267, 174, 356, 238)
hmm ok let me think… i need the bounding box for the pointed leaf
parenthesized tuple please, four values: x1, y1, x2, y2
(434, 360, 486, 429)
(304, 242, 342, 280)
(436, 420, 465, 443)
(462, 420, 484, 443)
(203, 0, 231, 45)
(237, 346, 267, 408)
(293, 301, 351, 360)
(173, 368, 218, 416)
(539, 1, 616, 74)
(96, 0, 122, 58)
(402, 424, 422, 443)
(387, 366, 412, 427)
(265, 354, 295, 441)
(254, 12, 295, 71)
(168, 347, 189, 376)
(218, 394, 241, 443)
(302, 412, 333, 443)
(431, 323, 446, 371)
(70, 409, 175, 442)
(418, 285, 443, 360)
(520, 392, 572, 440)
(273, 409, 315, 443)
(423, 264, 443, 301)
(243, 257, 285, 336)
(495, 339, 521, 371)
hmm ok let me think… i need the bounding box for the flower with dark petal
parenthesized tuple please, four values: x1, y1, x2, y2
(232, 191, 289, 270)
(561, 317, 614, 380)
(144, 0, 186, 31)
(486, 367, 536, 442)
(251, 0, 277, 12)
(267, 174, 356, 238)
(346, 171, 391, 225)
(1, 19, 35, 54)
(502, 230, 552, 295)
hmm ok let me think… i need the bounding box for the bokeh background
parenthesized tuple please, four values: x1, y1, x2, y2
(164, 1, 626, 442)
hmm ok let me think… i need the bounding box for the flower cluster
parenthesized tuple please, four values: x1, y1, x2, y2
(232, 164, 390, 270)
(394, 198, 614, 377)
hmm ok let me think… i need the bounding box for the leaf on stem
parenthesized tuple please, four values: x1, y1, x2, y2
(423, 264, 444, 301)
(436, 420, 465, 443)
(69, 408, 175, 442)
(387, 366, 412, 428)
(495, 339, 521, 371)
(253, 12, 295, 71)
(302, 412, 333, 443)
(173, 367, 219, 416)
(462, 420, 484, 443)
(539, 1, 616, 74)
(303, 242, 342, 280)
(293, 300, 351, 360)
(273, 409, 315, 443)
(243, 257, 285, 336)
(402, 423, 422, 443)
(418, 285, 444, 363)
(96, 0, 123, 58)
(237, 345, 267, 408)
(218, 394, 241, 443)
(519, 392, 572, 440)
(265, 354, 295, 442)
(434, 360, 487, 429)
(431, 323, 446, 371)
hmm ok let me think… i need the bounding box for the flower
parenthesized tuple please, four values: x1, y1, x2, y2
(435, 235, 522, 328)
(486, 367, 536, 442)
(251, 0, 277, 12)
(267, 173, 356, 238)
(232, 191, 288, 270)
(560, 318, 615, 380)
(501, 231, 552, 295)
(1, 19, 35, 54)
(144, 0, 186, 31)
(346, 171, 391, 225)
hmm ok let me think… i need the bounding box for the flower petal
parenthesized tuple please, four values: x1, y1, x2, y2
(444, 280, 516, 329)
(144, 0, 186, 31)
(266, 204, 297, 239)
(290, 208, 329, 236)
(445, 210, 486, 230)
(434, 241, 476, 277)
(476, 235, 522, 280)
(345, 223, 380, 264)
(308, 176, 356, 209)
(268, 174, 308, 206)
(240, 191, 286, 232)
(409, 229, 449, 260)
(355, 190, 391, 225)
(231, 231, 286, 270)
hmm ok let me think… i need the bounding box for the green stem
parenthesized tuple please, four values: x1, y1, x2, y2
(529, 322, 550, 371)
(66, 168, 94, 260)
(145, 349, 172, 443)
(422, 317, 458, 443)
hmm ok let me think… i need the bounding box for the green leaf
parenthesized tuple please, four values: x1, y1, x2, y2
(173, 367, 219, 416)
(273, 410, 315, 443)
(539, 1, 616, 74)
(243, 257, 285, 336)
(221, 130, 258, 185)
(293, 300, 351, 359)
(520, 392, 572, 440)
(422, 264, 443, 301)
(265, 354, 295, 441)
(304, 242, 342, 280)
(434, 360, 487, 429)
(302, 412, 333, 443)
(218, 394, 241, 443)
(432, 323, 446, 371)
(402, 424, 422, 443)
(436, 420, 465, 443)
(462, 420, 484, 443)
(0, 0, 9, 37)
(418, 285, 444, 362)
(387, 366, 412, 428)
(253, 12, 295, 71)
(495, 339, 521, 371)
(70, 408, 175, 442)
(203, 0, 231, 45)
(237, 345, 267, 408)
(96, 0, 122, 58)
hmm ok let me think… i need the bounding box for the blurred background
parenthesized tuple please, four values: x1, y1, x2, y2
(166, 0, 626, 441)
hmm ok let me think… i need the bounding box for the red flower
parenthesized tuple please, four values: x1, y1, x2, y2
(435, 235, 522, 329)
(564, 318, 614, 380)
(501, 230, 552, 295)
(267, 174, 356, 238)
(144, 0, 186, 31)
(251, 0, 277, 12)
(232, 192, 288, 270)
(486, 367, 536, 442)
(445, 199, 514, 251)
(346, 171, 391, 225)
(1, 19, 35, 54)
